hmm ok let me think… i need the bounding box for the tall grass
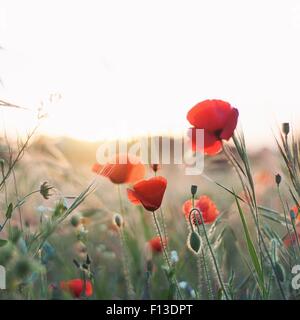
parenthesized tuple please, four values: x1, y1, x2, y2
(1, 103, 300, 300)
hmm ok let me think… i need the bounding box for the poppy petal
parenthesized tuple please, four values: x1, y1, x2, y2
(187, 99, 232, 132)
(127, 162, 146, 184)
(128, 176, 167, 211)
(127, 188, 142, 205)
(92, 163, 103, 174)
(96, 154, 146, 184)
(189, 128, 222, 155)
(182, 199, 193, 218)
(220, 108, 239, 140)
(182, 195, 219, 225)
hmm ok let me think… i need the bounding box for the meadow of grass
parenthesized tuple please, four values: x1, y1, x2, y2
(0, 99, 300, 300)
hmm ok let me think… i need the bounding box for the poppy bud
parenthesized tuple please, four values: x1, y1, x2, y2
(191, 185, 198, 197)
(151, 164, 160, 173)
(275, 174, 281, 186)
(187, 231, 202, 255)
(113, 213, 124, 229)
(282, 123, 290, 136)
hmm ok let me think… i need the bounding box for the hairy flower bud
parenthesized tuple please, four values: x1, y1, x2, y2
(275, 174, 281, 186)
(187, 231, 202, 255)
(282, 123, 290, 136)
(191, 185, 198, 197)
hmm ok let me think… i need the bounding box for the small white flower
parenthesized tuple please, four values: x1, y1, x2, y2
(190, 289, 196, 299)
(37, 205, 47, 214)
(179, 281, 188, 290)
(170, 250, 179, 264)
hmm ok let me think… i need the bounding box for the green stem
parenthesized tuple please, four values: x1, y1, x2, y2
(119, 229, 135, 299)
(152, 211, 183, 299)
(117, 185, 125, 215)
(189, 208, 229, 300)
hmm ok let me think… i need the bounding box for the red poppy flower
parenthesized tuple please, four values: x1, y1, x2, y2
(60, 279, 93, 298)
(148, 236, 167, 253)
(187, 99, 239, 155)
(92, 154, 145, 184)
(182, 195, 219, 225)
(127, 176, 167, 212)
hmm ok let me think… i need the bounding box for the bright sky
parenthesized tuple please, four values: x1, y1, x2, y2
(1, 0, 300, 147)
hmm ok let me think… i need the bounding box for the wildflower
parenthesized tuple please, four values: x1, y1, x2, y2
(39, 181, 53, 200)
(127, 176, 167, 212)
(148, 236, 167, 253)
(60, 279, 93, 298)
(92, 154, 145, 184)
(179, 281, 196, 298)
(170, 250, 179, 264)
(37, 205, 51, 214)
(179, 282, 187, 291)
(187, 99, 239, 155)
(182, 195, 219, 225)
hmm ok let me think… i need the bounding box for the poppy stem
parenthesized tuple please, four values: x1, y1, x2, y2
(189, 208, 230, 300)
(159, 208, 169, 253)
(197, 248, 214, 300)
(117, 184, 125, 215)
(119, 228, 135, 299)
(277, 185, 296, 260)
(81, 269, 87, 299)
(190, 193, 214, 300)
(152, 211, 183, 299)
